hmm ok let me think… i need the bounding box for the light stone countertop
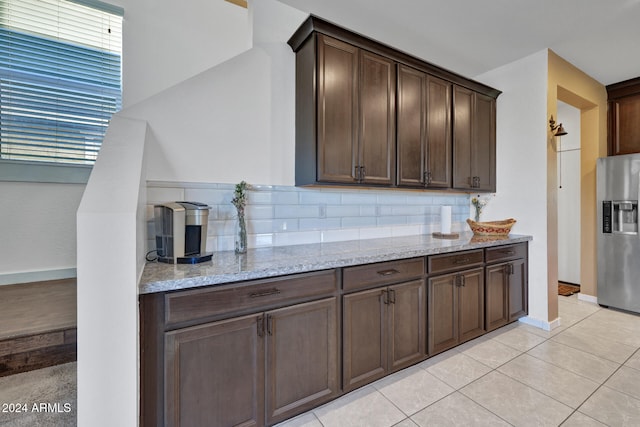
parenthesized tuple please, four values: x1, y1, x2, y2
(139, 232, 532, 294)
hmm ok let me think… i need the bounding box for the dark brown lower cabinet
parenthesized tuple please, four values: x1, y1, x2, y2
(164, 298, 339, 427)
(343, 279, 426, 391)
(428, 268, 485, 355)
(485, 255, 528, 332)
(144, 243, 529, 427)
(165, 314, 264, 427)
(266, 298, 339, 425)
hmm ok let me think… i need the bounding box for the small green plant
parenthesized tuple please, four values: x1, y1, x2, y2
(231, 180, 248, 216)
(231, 181, 249, 253)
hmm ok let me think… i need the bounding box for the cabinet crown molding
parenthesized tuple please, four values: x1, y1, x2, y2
(288, 15, 501, 99)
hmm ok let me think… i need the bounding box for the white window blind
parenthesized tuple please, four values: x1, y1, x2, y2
(0, 0, 122, 165)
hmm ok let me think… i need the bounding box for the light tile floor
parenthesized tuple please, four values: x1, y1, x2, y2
(277, 294, 640, 427)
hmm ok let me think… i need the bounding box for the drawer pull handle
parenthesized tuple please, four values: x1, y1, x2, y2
(454, 258, 470, 264)
(500, 250, 515, 255)
(377, 269, 400, 276)
(249, 288, 281, 298)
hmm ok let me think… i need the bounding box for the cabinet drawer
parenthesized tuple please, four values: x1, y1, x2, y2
(485, 243, 527, 263)
(428, 250, 483, 274)
(343, 258, 425, 292)
(165, 270, 337, 326)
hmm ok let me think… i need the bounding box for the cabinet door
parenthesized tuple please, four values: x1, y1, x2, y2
(458, 267, 485, 343)
(397, 68, 451, 189)
(359, 50, 396, 185)
(485, 263, 509, 332)
(397, 65, 426, 187)
(317, 34, 359, 183)
(508, 258, 528, 321)
(609, 95, 640, 156)
(266, 298, 339, 425)
(425, 76, 452, 188)
(165, 314, 264, 427)
(452, 86, 473, 190)
(343, 288, 386, 391)
(453, 86, 496, 192)
(388, 280, 426, 371)
(428, 274, 457, 355)
(473, 93, 496, 191)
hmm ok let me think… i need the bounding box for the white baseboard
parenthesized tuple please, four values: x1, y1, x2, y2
(578, 293, 598, 304)
(518, 315, 562, 331)
(0, 268, 77, 286)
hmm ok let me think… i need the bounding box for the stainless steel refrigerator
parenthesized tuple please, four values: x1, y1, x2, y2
(597, 154, 640, 314)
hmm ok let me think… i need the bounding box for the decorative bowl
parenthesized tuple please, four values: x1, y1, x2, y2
(466, 218, 516, 236)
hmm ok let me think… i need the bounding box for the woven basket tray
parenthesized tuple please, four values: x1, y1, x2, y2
(466, 218, 516, 236)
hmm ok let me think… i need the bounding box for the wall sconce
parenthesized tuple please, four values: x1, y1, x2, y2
(549, 115, 568, 137)
(549, 115, 569, 188)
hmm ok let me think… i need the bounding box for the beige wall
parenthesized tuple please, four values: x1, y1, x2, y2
(547, 51, 607, 315)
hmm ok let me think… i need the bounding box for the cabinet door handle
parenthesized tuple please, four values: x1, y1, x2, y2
(360, 166, 366, 180)
(423, 171, 432, 186)
(354, 165, 360, 182)
(389, 289, 396, 304)
(382, 289, 389, 305)
(257, 315, 265, 337)
(377, 268, 400, 276)
(267, 314, 273, 336)
(509, 263, 515, 275)
(454, 257, 470, 265)
(249, 288, 281, 298)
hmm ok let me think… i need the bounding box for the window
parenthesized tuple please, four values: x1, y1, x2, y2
(0, 0, 123, 170)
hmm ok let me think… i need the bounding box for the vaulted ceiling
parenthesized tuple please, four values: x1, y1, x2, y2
(279, 0, 640, 86)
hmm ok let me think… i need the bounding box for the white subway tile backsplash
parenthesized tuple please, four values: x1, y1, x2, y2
(341, 192, 378, 205)
(342, 216, 377, 228)
(299, 218, 341, 231)
(321, 228, 360, 243)
(377, 215, 407, 226)
(299, 190, 341, 205)
(360, 226, 393, 240)
(246, 205, 275, 220)
(146, 181, 471, 251)
(274, 205, 318, 219)
(326, 205, 360, 218)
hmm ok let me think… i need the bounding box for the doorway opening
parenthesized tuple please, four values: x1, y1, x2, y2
(556, 101, 581, 295)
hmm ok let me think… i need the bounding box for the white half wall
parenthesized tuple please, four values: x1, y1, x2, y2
(77, 115, 148, 427)
(475, 50, 551, 325)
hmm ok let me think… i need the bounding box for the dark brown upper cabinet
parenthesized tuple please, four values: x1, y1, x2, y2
(397, 65, 452, 188)
(453, 86, 496, 192)
(289, 15, 500, 191)
(306, 34, 396, 186)
(607, 77, 640, 156)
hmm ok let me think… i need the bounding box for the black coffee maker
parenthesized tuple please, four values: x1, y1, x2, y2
(154, 201, 213, 264)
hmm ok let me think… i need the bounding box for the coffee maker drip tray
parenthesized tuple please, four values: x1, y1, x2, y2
(175, 253, 213, 264)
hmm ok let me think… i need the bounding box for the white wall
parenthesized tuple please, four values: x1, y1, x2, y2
(116, 0, 251, 107)
(475, 50, 552, 327)
(0, 182, 84, 285)
(557, 101, 581, 284)
(120, 0, 306, 185)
